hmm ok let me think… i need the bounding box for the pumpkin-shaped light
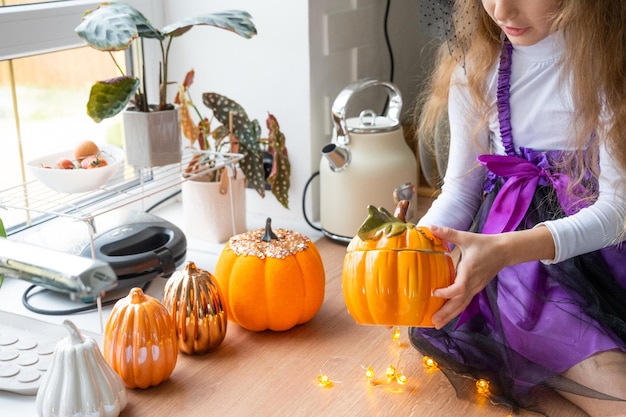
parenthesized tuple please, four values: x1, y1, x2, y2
(36, 320, 127, 417)
(162, 261, 228, 354)
(342, 201, 455, 327)
(103, 287, 178, 389)
(214, 218, 326, 331)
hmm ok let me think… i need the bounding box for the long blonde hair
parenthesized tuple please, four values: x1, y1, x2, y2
(555, 0, 626, 173)
(416, 0, 626, 184)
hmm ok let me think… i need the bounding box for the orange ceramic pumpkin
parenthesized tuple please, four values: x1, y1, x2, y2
(342, 201, 455, 327)
(104, 287, 178, 388)
(214, 218, 325, 331)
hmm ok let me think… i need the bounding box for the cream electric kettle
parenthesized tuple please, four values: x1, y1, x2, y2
(319, 78, 418, 242)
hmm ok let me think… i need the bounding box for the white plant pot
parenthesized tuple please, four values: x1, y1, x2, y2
(182, 167, 247, 243)
(123, 107, 182, 167)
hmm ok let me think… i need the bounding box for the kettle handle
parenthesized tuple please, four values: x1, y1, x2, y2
(331, 78, 402, 146)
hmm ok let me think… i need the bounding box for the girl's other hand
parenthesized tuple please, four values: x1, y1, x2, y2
(428, 225, 507, 329)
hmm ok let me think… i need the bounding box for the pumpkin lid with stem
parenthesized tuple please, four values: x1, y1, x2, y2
(181, 260, 202, 275)
(226, 217, 312, 259)
(128, 287, 151, 304)
(348, 200, 451, 253)
(63, 320, 86, 346)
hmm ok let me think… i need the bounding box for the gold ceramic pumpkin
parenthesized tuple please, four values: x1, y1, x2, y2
(342, 201, 455, 327)
(162, 261, 228, 354)
(103, 287, 178, 389)
(214, 218, 326, 331)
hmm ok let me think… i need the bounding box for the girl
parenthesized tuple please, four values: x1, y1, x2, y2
(412, 1, 626, 416)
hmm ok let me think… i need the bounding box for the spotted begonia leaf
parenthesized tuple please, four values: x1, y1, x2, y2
(202, 92, 265, 197)
(266, 114, 290, 208)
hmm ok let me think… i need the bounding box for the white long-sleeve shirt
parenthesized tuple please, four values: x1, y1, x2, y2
(418, 33, 626, 263)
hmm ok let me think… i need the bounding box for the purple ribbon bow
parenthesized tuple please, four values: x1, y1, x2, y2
(477, 154, 566, 234)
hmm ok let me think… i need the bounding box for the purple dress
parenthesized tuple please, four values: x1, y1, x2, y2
(409, 39, 626, 412)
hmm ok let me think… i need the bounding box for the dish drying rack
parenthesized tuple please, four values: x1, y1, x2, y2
(0, 150, 244, 241)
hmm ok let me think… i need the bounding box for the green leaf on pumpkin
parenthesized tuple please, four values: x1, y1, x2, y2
(357, 205, 410, 241)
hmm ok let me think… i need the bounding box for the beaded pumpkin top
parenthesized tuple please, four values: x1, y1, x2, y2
(226, 218, 312, 259)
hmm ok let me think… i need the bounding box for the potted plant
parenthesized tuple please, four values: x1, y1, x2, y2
(175, 69, 290, 242)
(176, 69, 291, 209)
(75, 2, 257, 167)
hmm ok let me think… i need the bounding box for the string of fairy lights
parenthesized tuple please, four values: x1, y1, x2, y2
(316, 327, 513, 417)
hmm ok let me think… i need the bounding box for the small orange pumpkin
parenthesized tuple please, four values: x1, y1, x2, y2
(342, 201, 455, 327)
(103, 287, 178, 388)
(162, 261, 228, 354)
(214, 218, 325, 331)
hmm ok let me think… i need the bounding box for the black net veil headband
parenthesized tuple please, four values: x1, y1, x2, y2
(419, 0, 478, 67)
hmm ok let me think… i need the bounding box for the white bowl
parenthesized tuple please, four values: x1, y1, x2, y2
(27, 144, 125, 194)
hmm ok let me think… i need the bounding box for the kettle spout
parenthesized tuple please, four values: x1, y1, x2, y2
(322, 143, 351, 172)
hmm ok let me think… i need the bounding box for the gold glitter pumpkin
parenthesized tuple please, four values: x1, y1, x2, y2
(162, 261, 228, 354)
(214, 218, 326, 331)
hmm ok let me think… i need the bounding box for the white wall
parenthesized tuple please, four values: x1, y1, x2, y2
(385, 0, 440, 118)
(163, 0, 435, 227)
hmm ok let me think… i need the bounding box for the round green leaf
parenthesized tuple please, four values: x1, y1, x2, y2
(86, 76, 140, 123)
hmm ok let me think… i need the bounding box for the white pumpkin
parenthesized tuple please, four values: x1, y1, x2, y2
(36, 320, 127, 417)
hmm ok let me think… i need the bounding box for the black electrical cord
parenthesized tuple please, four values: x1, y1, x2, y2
(382, 0, 395, 115)
(302, 171, 322, 232)
(21, 280, 152, 315)
(145, 189, 182, 213)
(384, 0, 395, 83)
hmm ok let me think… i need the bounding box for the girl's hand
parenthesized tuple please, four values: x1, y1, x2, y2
(427, 225, 555, 329)
(429, 225, 507, 329)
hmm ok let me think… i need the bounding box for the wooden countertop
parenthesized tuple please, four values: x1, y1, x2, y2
(121, 237, 586, 417)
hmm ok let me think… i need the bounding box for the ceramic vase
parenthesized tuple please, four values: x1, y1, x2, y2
(182, 167, 247, 243)
(123, 107, 182, 167)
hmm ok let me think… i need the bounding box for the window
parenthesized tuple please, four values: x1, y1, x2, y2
(2, 1, 49, 7)
(0, 0, 164, 232)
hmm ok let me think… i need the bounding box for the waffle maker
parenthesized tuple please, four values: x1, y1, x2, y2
(19, 209, 187, 296)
